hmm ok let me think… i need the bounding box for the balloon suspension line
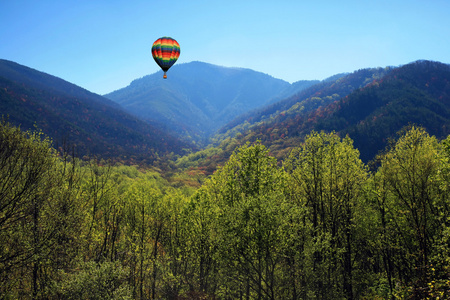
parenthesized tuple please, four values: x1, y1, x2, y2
(163, 72, 167, 79)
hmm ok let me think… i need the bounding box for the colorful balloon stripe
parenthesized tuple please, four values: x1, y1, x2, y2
(152, 37, 180, 78)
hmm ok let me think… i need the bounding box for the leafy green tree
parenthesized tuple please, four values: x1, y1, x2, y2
(120, 171, 191, 300)
(0, 121, 58, 298)
(0, 121, 88, 299)
(156, 189, 192, 299)
(284, 131, 369, 299)
(183, 187, 220, 296)
(195, 142, 298, 299)
(366, 166, 397, 299)
(55, 261, 132, 299)
(374, 126, 449, 298)
(122, 180, 158, 299)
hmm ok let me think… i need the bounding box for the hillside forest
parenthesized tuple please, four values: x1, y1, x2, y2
(1, 119, 450, 299)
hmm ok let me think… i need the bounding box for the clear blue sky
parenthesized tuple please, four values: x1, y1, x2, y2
(1, 0, 449, 95)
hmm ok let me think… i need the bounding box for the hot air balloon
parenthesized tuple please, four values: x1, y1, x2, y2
(151, 37, 180, 79)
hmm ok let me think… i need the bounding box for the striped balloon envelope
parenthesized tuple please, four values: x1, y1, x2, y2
(151, 37, 180, 79)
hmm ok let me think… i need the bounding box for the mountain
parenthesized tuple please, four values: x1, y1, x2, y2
(4, 58, 448, 168)
(217, 60, 450, 163)
(104, 61, 317, 143)
(316, 60, 450, 161)
(0, 59, 192, 162)
(216, 67, 391, 141)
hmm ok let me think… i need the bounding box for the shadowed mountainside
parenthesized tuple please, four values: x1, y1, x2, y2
(0, 59, 193, 162)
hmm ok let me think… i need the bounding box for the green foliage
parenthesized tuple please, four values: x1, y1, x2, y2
(202, 143, 292, 298)
(369, 126, 450, 298)
(1, 120, 450, 299)
(56, 261, 132, 300)
(0, 120, 58, 297)
(284, 131, 370, 299)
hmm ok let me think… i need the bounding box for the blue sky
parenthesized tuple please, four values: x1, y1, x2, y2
(1, 0, 449, 95)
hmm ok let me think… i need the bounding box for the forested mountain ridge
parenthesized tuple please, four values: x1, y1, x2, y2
(212, 60, 450, 163)
(104, 61, 318, 143)
(2, 58, 450, 167)
(217, 67, 391, 138)
(0, 59, 193, 161)
(316, 60, 450, 161)
(0, 59, 118, 108)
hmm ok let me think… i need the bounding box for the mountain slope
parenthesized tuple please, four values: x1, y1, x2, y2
(229, 60, 450, 162)
(104, 61, 316, 143)
(216, 67, 391, 141)
(0, 59, 192, 161)
(316, 60, 450, 161)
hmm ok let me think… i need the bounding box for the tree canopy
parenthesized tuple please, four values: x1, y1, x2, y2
(1, 120, 449, 299)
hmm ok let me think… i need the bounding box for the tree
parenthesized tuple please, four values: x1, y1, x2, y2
(375, 126, 448, 298)
(55, 260, 132, 299)
(0, 121, 57, 298)
(284, 131, 369, 299)
(0, 121, 87, 299)
(122, 180, 159, 299)
(194, 142, 296, 299)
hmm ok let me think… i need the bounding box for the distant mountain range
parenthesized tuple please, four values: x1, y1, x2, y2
(1, 58, 449, 166)
(0, 59, 192, 162)
(104, 61, 319, 143)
